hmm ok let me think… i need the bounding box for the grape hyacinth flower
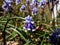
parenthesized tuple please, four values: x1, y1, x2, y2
(49, 28, 60, 45)
(16, 0, 20, 5)
(32, 7, 37, 15)
(20, 5, 25, 12)
(23, 15, 35, 32)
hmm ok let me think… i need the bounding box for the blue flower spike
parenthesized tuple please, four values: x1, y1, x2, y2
(23, 15, 35, 32)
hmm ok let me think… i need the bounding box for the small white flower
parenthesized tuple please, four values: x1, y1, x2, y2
(25, 30, 27, 32)
(32, 29, 35, 31)
(31, 21, 34, 24)
(27, 28, 31, 30)
(23, 27, 26, 29)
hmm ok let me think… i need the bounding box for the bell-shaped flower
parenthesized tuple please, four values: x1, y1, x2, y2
(2, 3, 7, 9)
(24, 15, 32, 23)
(38, 0, 45, 8)
(32, 0, 39, 6)
(30, 3, 34, 9)
(4, 0, 12, 6)
(31, 21, 35, 31)
(2, 3, 9, 15)
(16, 0, 20, 5)
(20, 5, 25, 12)
(32, 7, 37, 15)
(40, 0, 45, 6)
(38, 2, 41, 7)
(2, 3, 9, 12)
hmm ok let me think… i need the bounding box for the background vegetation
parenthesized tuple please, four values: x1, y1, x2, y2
(0, 0, 60, 45)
